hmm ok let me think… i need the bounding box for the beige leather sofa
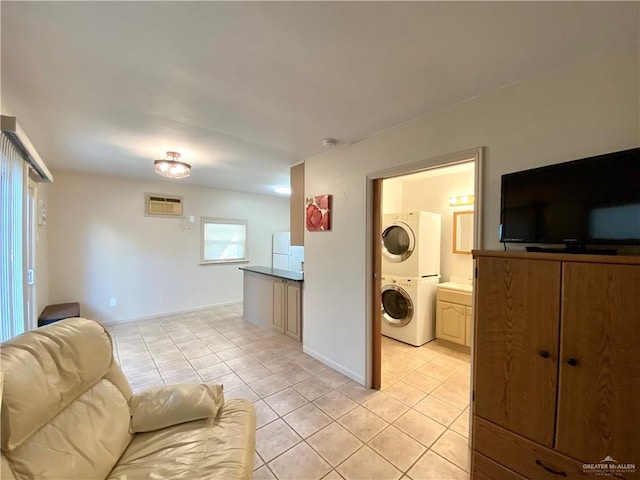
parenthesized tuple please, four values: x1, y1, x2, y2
(0, 317, 256, 479)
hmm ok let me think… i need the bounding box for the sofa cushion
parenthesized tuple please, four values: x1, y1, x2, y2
(1, 318, 118, 451)
(130, 384, 224, 433)
(5, 379, 132, 480)
(108, 399, 256, 480)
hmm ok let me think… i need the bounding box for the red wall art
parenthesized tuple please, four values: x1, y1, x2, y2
(306, 194, 332, 231)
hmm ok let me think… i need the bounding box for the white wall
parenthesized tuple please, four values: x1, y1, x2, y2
(47, 170, 289, 323)
(381, 179, 403, 214)
(400, 169, 475, 282)
(303, 48, 640, 384)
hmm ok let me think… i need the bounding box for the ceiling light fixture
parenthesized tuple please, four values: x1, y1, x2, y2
(154, 151, 191, 179)
(275, 186, 292, 195)
(449, 194, 474, 206)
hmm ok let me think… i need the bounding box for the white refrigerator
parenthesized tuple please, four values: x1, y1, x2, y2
(272, 232, 304, 271)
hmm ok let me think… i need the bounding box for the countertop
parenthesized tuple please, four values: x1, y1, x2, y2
(239, 266, 304, 282)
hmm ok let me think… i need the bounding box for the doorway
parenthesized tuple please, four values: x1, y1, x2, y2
(368, 147, 483, 387)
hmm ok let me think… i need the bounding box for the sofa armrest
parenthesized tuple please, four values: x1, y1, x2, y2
(129, 383, 224, 433)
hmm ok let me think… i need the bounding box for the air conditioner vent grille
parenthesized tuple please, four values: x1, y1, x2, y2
(145, 193, 183, 217)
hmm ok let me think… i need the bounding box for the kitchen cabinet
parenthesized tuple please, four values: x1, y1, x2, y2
(273, 279, 302, 341)
(436, 284, 472, 346)
(472, 251, 640, 479)
(290, 162, 304, 246)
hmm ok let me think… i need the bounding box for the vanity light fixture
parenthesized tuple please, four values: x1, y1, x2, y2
(154, 151, 191, 179)
(449, 194, 474, 206)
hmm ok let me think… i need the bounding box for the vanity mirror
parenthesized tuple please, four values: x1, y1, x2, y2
(453, 210, 474, 254)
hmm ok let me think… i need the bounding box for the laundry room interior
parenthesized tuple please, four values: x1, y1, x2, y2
(379, 160, 475, 436)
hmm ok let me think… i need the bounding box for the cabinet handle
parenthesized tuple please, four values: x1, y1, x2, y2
(539, 351, 550, 358)
(567, 358, 578, 367)
(536, 460, 567, 477)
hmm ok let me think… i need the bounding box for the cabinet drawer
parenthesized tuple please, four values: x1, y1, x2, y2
(474, 417, 592, 479)
(472, 452, 526, 480)
(438, 288, 472, 306)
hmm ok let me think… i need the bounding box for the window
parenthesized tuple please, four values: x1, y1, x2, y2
(0, 133, 26, 341)
(201, 217, 248, 264)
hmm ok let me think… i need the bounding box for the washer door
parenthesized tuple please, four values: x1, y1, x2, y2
(382, 222, 415, 263)
(381, 285, 413, 327)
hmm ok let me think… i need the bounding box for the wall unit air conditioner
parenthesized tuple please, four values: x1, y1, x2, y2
(145, 193, 184, 217)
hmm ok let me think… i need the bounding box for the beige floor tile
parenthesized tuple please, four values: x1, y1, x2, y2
(226, 384, 260, 402)
(250, 374, 290, 398)
(430, 383, 470, 409)
(262, 357, 298, 374)
(314, 390, 358, 419)
(307, 423, 363, 467)
(322, 470, 345, 479)
(127, 369, 162, 387)
(269, 442, 332, 480)
(393, 410, 446, 447)
(264, 387, 309, 416)
(450, 409, 470, 438)
(215, 346, 246, 361)
(383, 381, 427, 407)
(253, 400, 279, 429)
(418, 361, 458, 382)
(236, 364, 271, 383)
(278, 364, 315, 385)
(337, 406, 388, 442)
(363, 392, 409, 423)
(369, 425, 427, 472)
(380, 373, 399, 390)
(225, 354, 259, 370)
(157, 360, 195, 379)
(151, 351, 184, 365)
(162, 370, 202, 385)
(317, 369, 351, 389)
(382, 361, 414, 380)
(431, 429, 471, 472)
(211, 372, 244, 391)
(339, 381, 380, 404)
(430, 353, 469, 370)
(188, 353, 222, 370)
(253, 465, 277, 480)
(413, 395, 462, 426)
(294, 377, 333, 401)
(446, 372, 471, 390)
(283, 403, 332, 438)
(254, 451, 264, 470)
(406, 451, 468, 480)
(392, 353, 428, 370)
(197, 362, 233, 381)
(255, 419, 302, 462)
(401, 371, 441, 394)
(250, 349, 280, 363)
(412, 347, 441, 362)
(336, 445, 402, 480)
(121, 359, 157, 377)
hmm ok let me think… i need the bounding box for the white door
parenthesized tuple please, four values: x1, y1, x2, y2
(25, 180, 37, 330)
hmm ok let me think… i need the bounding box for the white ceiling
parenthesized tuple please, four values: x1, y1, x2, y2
(2, 2, 638, 196)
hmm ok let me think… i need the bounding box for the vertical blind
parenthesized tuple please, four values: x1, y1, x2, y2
(0, 132, 25, 342)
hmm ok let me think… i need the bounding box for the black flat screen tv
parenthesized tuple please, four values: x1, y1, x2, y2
(500, 147, 640, 249)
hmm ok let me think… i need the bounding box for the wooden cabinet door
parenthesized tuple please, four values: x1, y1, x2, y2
(272, 280, 285, 333)
(436, 301, 466, 345)
(284, 281, 302, 341)
(556, 262, 640, 463)
(474, 257, 561, 447)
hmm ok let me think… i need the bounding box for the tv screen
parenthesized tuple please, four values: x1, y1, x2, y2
(500, 148, 640, 246)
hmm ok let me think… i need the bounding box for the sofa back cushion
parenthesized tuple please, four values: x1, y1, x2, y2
(1, 318, 133, 479)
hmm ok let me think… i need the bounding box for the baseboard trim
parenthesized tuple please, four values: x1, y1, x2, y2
(101, 301, 243, 326)
(302, 345, 365, 386)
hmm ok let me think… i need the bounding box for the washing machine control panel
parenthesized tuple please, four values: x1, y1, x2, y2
(390, 278, 413, 288)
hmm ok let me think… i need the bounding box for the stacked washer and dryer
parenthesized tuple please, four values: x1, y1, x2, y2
(381, 211, 441, 346)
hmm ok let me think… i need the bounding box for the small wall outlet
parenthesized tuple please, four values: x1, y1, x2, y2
(109, 298, 117, 307)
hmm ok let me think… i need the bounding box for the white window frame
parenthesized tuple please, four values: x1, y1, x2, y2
(200, 217, 249, 265)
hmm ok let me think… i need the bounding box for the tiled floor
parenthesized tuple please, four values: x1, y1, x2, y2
(109, 303, 471, 480)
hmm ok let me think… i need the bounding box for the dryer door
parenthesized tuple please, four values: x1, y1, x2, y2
(381, 284, 414, 327)
(382, 222, 415, 263)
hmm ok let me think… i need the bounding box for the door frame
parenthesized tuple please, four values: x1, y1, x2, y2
(365, 146, 484, 389)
